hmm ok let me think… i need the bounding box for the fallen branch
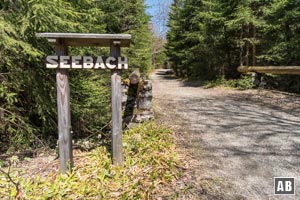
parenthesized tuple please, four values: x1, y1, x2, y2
(0, 164, 22, 199)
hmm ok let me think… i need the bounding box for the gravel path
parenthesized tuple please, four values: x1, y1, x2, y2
(151, 69, 300, 200)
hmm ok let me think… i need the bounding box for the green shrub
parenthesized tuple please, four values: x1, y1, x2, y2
(225, 76, 254, 90)
(204, 75, 254, 90)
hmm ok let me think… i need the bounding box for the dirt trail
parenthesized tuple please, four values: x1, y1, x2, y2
(151, 69, 300, 200)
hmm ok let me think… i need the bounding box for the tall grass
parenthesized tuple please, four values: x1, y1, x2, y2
(0, 122, 179, 199)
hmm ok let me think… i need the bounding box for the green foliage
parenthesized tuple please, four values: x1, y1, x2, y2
(260, 74, 300, 93)
(152, 37, 167, 68)
(0, 0, 153, 152)
(70, 71, 111, 137)
(0, 122, 180, 199)
(0, 15, 43, 152)
(154, 50, 167, 68)
(225, 76, 254, 90)
(97, 0, 153, 73)
(204, 76, 254, 90)
(165, 0, 300, 89)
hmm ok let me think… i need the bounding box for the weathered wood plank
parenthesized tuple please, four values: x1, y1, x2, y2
(110, 41, 123, 166)
(55, 42, 73, 174)
(36, 33, 131, 39)
(36, 33, 131, 47)
(238, 66, 300, 75)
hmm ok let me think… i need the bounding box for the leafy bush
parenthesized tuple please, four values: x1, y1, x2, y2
(204, 75, 254, 90)
(225, 76, 254, 90)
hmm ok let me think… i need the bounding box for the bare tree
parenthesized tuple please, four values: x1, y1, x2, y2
(147, 0, 172, 38)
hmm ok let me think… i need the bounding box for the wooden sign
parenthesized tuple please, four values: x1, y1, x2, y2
(46, 56, 128, 69)
(36, 33, 132, 174)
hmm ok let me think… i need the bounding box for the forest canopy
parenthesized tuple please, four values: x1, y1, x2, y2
(165, 0, 300, 86)
(0, 0, 152, 153)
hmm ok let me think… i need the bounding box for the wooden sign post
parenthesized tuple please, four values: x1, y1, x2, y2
(55, 41, 73, 174)
(36, 33, 131, 173)
(110, 41, 123, 165)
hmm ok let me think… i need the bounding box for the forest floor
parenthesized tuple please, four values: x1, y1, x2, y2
(151, 69, 300, 200)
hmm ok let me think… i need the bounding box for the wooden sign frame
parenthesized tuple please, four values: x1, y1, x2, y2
(36, 33, 131, 174)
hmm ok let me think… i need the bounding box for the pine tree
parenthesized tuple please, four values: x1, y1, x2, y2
(97, 0, 152, 72)
(166, 0, 185, 77)
(0, 0, 153, 152)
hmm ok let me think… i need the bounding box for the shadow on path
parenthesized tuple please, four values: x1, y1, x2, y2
(152, 69, 300, 199)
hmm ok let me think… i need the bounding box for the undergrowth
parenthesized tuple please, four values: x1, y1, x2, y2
(0, 122, 180, 199)
(204, 76, 254, 90)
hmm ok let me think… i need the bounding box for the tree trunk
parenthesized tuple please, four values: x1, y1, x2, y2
(252, 25, 256, 66)
(285, 22, 291, 42)
(245, 24, 250, 67)
(240, 25, 244, 66)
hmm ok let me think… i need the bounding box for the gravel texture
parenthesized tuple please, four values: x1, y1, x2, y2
(151, 69, 300, 200)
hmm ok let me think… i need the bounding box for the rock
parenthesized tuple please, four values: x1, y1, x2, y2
(122, 84, 129, 103)
(133, 110, 154, 123)
(124, 115, 134, 124)
(138, 98, 152, 110)
(138, 91, 152, 110)
(123, 78, 154, 124)
(126, 122, 139, 129)
(142, 80, 152, 91)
